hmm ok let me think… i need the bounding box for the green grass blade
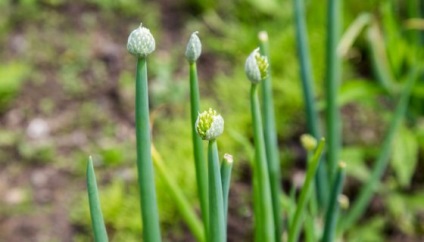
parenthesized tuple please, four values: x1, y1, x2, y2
(220, 153, 233, 223)
(208, 140, 226, 242)
(258, 31, 282, 242)
(321, 162, 346, 242)
(288, 139, 326, 242)
(325, 0, 343, 181)
(251, 83, 276, 242)
(366, 22, 396, 93)
(87, 157, 109, 242)
(337, 13, 371, 58)
(151, 146, 205, 242)
(135, 57, 162, 242)
(293, 0, 329, 209)
(189, 62, 209, 234)
(339, 68, 418, 232)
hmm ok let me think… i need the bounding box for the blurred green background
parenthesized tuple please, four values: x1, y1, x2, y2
(0, 0, 424, 241)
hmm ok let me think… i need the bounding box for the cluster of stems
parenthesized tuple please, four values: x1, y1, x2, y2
(85, 1, 420, 240)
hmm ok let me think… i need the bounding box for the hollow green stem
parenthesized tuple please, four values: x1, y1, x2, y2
(208, 139, 226, 242)
(135, 57, 162, 242)
(288, 139, 325, 242)
(251, 83, 276, 242)
(87, 157, 109, 242)
(340, 68, 418, 232)
(151, 145, 205, 242)
(322, 162, 346, 242)
(258, 31, 282, 242)
(189, 62, 209, 235)
(325, 0, 343, 182)
(294, 0, 328, 209)
(221, 154, 233, 223)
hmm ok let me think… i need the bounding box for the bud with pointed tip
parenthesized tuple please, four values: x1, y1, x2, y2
(127, 23, 156, 57)
(245, 48, 269, 83)
(195, 108, 224, 140)
(185, 31, 202, 63)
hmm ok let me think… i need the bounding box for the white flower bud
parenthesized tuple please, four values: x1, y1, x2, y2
(245, 48, 269, 83)
(185, 31, 202, 63)
(127, 23, 156, 57)
(196, 108, 224, 140)
(300, 134, 318, 151)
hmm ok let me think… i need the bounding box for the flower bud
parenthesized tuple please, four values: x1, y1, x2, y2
(127, 23, 156, 57)
(245, 48, 269, 83)
(338, 194, 350, 210)
(196, 108, 224, 140)
(185, 31, 202, 63)
(300, 134, 317, 151)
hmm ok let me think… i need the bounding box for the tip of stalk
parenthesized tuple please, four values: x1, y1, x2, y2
(223, 153, 233, 164)
(320, 137, 326, 142)
(338, 194, 350, 209)
(338, 161, 347, 169)
(258, 31, 268, 42)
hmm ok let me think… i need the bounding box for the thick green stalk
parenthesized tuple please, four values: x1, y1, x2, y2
(250, 84, 276, 242)
(288, 139, 325, 242)
(325, 0, 343, 181)
(135, 57, 162, 242)
(322, 162, 346, 242)
(189, 62, 209, 234)
(151, 146, 205, 242)
(208, 140, 226, 242)
(340, 68, 418, 231)
(220, 154, 233, 223)
(87, 157, 109, 242)
(293, 0, 328, 208)
(258, 31, 282, 242)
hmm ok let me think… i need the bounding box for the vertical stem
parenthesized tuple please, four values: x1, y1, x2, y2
(135, 57, 162, 242)
(189, 62, 209, 235)
(251, 84, 276, 242)
(208, 140, 226, 242)
(294, 0, 328, 208)
(87, 157, 109, 242)
(340, 68, 418, 232)
(322, 162, 346, 242)
(288, 139, 325, 242)
(221, 154, 233, 223)
(258, 31, 282, 242)
(325, 0, 343, 181)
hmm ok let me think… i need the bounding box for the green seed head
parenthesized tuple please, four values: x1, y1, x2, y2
(300, 134, 317, 151)
(127, 23, 156, 57)
(195, 108, 224, 140)
(185, 31, 202, 63)
(245, 48, 269, 83)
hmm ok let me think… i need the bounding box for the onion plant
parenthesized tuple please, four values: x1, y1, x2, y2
(127, 23, 162, 242)
(245, 48, 276, 242)
(196, 108, 226, 242)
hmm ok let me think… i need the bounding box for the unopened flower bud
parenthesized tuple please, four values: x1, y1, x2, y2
(196, 108, 224, 140)
(300, 134, 317, 151)
(185, 31, 202, 63)
(338, 194, 350, 210)
(245, 48, 269, 83)
(127, 23, 156, 57)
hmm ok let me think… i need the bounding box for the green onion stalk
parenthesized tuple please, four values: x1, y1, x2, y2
(185, 31, 209, 237)
(325, 0, 343, 182)
(245, 48, 276, 242)
(127, 23, 162, 242)
(196, 108, 226, 242)
(221, 153, 234, 223)
(293, 0, 328, 208)
(287, 138, 325, 242)
(87, 157, 109, 242)
(258, 31, 283, 242)
(322, 161, 346, 242)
